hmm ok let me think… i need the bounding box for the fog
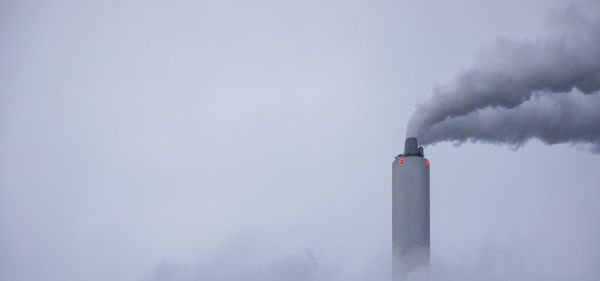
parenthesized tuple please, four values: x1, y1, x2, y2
(1, 0, 598, 280)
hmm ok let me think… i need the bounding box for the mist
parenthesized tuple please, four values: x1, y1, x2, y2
(1, 0, 599, 281)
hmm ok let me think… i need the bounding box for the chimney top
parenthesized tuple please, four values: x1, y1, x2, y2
(404, 137, 424, 157)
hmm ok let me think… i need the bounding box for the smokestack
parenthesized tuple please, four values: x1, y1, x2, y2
(392, 137, 430, 279)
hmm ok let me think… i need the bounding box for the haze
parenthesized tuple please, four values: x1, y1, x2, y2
(1, 0, 599, 280)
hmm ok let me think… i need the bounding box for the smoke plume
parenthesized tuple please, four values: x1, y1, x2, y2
(407, 3, 600, 151)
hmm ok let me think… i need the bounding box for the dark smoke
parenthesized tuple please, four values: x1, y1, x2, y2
(424, 91, 600, 152)
(407, 3, 600, 151)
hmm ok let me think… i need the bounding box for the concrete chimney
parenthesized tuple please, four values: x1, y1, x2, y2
(392, 137, 430, 279)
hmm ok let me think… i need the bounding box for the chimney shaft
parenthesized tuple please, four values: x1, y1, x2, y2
(392, 137, 430, 279)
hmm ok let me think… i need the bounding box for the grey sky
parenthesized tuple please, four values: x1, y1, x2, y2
(1, 0, 599, 281)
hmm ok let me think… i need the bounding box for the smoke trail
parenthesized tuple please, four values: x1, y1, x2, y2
(424, 91, 600, 152)
(407, 3, 600, 151)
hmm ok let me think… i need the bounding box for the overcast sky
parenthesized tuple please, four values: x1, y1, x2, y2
(1, 0, 599, 280)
